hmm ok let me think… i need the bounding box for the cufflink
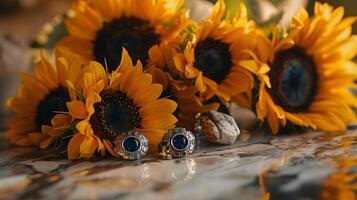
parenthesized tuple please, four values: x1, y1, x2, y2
(113, 130, 149, 160)
(158, 128, 196, 159)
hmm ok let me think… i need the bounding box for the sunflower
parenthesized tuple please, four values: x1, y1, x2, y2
(57, 0, 189, 73)
(252, 2, 357, 134)
(5, 49, 82, 149)
(66, 49, 177, 159)
(173, 0, 264, 102)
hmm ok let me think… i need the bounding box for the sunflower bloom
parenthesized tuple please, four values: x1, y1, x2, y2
(66, 49, 177, 159)
(5, 49, 82, 149)
(253, 2, 357, 133)
(57, 0, 189, 72)
(174, 0, 265, 101)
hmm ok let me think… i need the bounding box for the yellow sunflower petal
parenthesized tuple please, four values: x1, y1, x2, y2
(208, 0, 225, 25)
(39, 137, 56, 149)
(34, 52, 59, 89)
(195, 72, 207, 93)
(68, 133, 85, 160)
(51, 114, 72, 127)
(76, 120, 90, 134)
(116, 48, 133, 73)
(21, 73, 49, 95)
(140, 99, 177, 114)
(48, 127, 68, 138)
(132, 83, 163, 105)
(85, 92, 102, 116)
(267, 110, 280, 135)
(67, 101, 88, 119)
(127, 73, 152, 98)
(142, 113, 177, 129)
(13, 135, 35, 146)
(103, 139, 117, 157)
(80, 136, 98, 158)
(28, 133, 46, 145)
(90, 0, 122, 20)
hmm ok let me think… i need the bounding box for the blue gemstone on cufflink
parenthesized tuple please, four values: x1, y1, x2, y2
(113, 130, 148, 160)
(159, 128, 196, 159)
(172, 134, 188, 150)
(123, 136, 140, 152)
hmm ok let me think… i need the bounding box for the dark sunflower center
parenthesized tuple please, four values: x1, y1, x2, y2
(93, 17, 160, 72)
(194, 38, 233, 83)
(89, 89, 141, 141)
(35, 86, 70, 130)
(268, 46, 317, 112)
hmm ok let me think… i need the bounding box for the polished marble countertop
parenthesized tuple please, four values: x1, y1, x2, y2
(0, 130, 355, 200)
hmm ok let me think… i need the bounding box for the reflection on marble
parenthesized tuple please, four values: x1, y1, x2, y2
(0, 130, 355, 200)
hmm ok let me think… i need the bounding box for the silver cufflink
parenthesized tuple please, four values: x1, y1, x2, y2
(158, 128, 196, 159)
(113, 130, 149, 160)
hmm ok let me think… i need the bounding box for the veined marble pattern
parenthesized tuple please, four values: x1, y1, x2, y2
(0, 130, 355, 200)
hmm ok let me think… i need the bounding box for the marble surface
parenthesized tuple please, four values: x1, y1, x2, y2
(0, 130, 355, 200)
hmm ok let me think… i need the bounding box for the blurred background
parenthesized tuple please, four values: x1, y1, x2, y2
(0, 0, 355, 129)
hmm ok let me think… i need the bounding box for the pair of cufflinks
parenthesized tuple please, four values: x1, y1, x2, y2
(113, 128, 196, 160)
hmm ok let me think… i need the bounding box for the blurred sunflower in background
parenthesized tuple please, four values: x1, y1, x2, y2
(174, 0, 265, 103)
(66, 49, 177, 159)
(5, 49, 82, 149)
(253, 2, 357, 134)
(57, 0, 190, 72)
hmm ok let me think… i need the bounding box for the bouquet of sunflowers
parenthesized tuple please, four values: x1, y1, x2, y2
(5, 0, 356, 160)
